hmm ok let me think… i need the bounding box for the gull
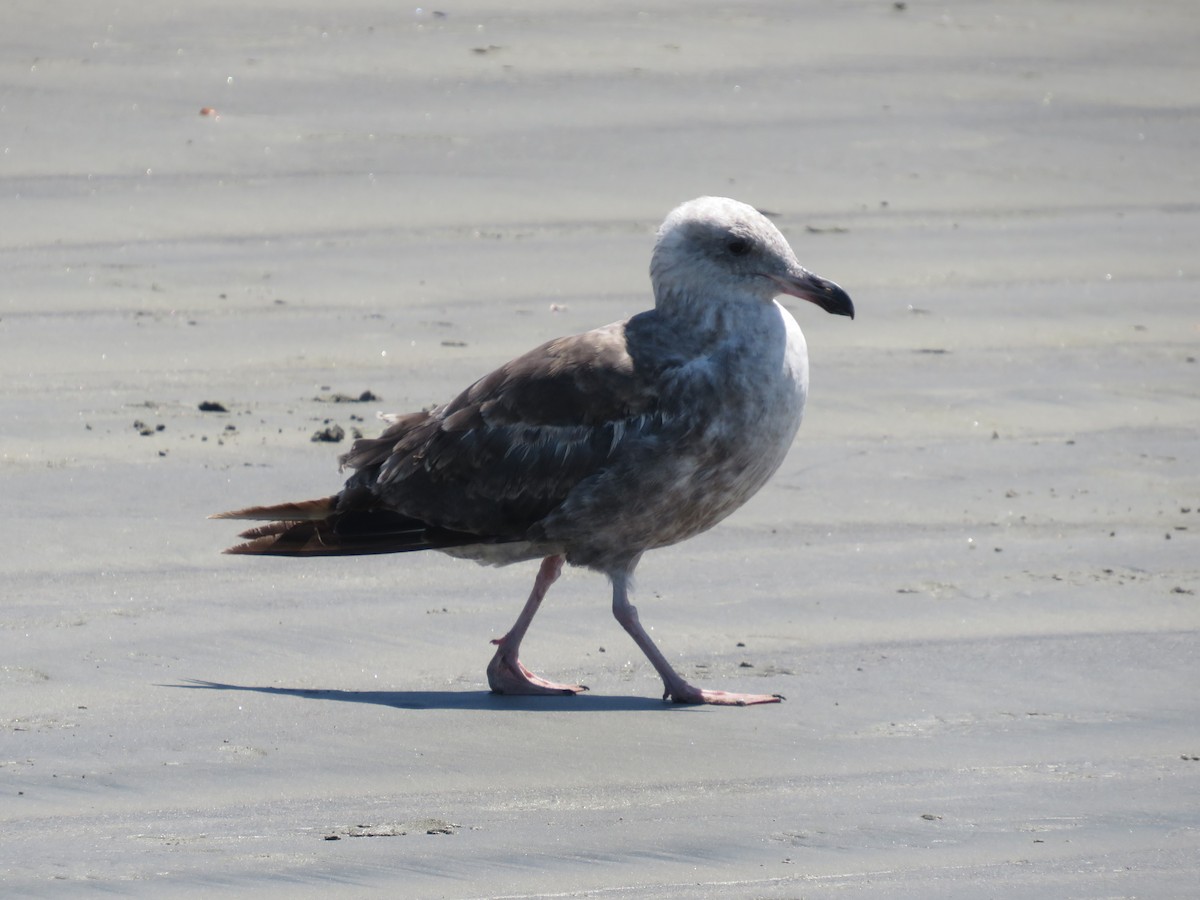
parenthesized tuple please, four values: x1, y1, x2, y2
(214, 196, 854, 705)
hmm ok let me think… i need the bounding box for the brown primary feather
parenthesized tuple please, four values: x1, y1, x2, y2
(209, 497, 338, 522)
(220, 508, 504, 557)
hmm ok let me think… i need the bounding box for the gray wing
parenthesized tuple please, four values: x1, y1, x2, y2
(336, 318, 667, 540)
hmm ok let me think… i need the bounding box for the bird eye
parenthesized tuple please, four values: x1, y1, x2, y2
(727, 238, 751, 257)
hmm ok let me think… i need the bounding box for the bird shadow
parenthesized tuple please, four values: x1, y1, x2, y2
(163, 679, 690, 712)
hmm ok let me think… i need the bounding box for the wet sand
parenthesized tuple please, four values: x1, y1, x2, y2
(2, 1, 1198, 896)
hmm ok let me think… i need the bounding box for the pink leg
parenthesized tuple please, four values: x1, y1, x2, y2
(610, 568, 782, 706)
(487, 555, 587, 696)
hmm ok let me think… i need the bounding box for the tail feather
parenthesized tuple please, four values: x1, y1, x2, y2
(215, 495, 503, 557)
(210, 496, 338, 522)
(223, 519, 337, 556)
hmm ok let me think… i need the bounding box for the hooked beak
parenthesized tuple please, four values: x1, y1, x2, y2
(768, 271, 855, 319)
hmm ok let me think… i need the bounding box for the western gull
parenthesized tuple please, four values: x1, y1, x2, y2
(214, 196, 854, 705)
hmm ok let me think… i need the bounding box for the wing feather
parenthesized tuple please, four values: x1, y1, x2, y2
(337, 321, 662, 539)
(217, 314, 679, 556)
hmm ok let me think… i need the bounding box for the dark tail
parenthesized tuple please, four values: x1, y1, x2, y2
(211, 496, 492, 557)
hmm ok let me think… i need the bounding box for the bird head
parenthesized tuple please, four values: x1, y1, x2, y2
(650, 197, 854, 319)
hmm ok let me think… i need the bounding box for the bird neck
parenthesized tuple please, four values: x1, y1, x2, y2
(652, 284, 776, 342)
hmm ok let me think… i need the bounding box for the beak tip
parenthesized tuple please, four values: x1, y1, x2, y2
(774, 272, 854, 319)
(819, 284, 855, 320)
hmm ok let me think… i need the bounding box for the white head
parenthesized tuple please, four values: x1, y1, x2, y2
(650, 196, 853, 318)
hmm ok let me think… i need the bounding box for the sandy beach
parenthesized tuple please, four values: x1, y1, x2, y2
(3, 1, 1198, 895)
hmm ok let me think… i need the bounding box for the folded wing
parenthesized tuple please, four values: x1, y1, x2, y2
(215, 320, 664, 556)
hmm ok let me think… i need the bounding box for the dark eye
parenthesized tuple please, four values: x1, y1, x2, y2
(727, 238, 751, 257)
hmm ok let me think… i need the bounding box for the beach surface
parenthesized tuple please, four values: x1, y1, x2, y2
(2, 1, 1198, 895)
